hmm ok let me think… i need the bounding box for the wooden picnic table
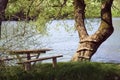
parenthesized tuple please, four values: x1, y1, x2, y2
(9, 48, 52, 70)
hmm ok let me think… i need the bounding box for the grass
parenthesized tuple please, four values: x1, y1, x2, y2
(0, 62, 120, 80)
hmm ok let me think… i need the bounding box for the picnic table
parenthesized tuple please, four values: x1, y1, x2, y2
(9, 49, 63, 71)
(9, 48, 52, 60)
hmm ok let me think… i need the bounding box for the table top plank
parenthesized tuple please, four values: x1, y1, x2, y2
(9, 48, 52, 54)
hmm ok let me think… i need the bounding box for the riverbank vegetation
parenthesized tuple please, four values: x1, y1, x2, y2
(0, 62, 120, 80)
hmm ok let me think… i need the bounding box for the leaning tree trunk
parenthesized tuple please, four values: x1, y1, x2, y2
(71, 0, 114, 61)
(0, 0, 8, 39)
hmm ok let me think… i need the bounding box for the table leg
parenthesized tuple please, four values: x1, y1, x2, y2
(25, 53, 31, 71)
(32, 53, 41, 66)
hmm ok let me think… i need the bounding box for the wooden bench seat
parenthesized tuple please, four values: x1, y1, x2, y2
(17, 55, 63, 71)
(0, 55, 38, 66)
(1, 55, 37, 61)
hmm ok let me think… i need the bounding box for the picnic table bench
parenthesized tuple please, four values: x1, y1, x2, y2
(17, 55, 63, 71)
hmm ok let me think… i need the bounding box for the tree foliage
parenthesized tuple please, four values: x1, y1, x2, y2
(5, 0, 120, 20)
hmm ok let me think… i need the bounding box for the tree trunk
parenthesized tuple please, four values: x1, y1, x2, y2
(71, 0, 114, 61)
(0, 0, 8, 39)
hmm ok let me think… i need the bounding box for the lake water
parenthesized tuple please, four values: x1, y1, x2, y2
(1, 18, 120, 63)
(43, 18, 120, 63)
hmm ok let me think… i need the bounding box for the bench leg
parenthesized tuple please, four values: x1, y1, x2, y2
(52, 58, 57, 68)
(24, 62, 31, 71)
(0, 60, 5, 67)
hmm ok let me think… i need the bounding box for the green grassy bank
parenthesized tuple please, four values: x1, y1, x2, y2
(0, 62, 120, 80)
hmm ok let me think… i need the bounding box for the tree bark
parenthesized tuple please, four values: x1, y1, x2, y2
(71, 0, 114, 61)
(0, 0, 8, 39)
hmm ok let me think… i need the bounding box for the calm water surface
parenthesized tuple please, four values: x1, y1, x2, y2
(42, 18, 120, 63)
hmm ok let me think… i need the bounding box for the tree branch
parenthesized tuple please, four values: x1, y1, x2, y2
(93, 0, 114, 43)
(0, 0, 8, 39)
(74, 0, 88, 40)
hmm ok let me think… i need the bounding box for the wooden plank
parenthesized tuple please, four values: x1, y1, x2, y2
(9, 49, 52, 54)
(17, 55, 63, 64)
(18, 55, 63, 71)
(2, 55, 37, 61)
